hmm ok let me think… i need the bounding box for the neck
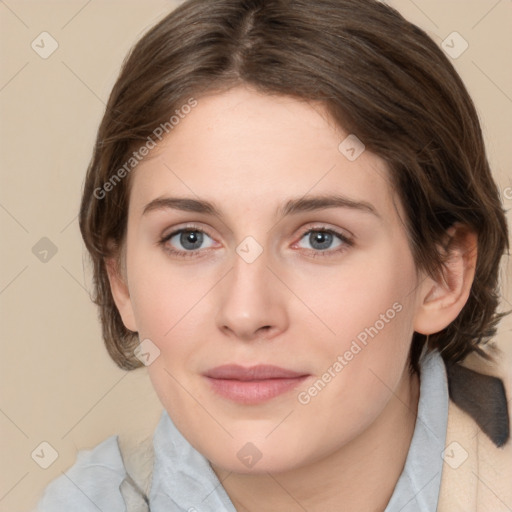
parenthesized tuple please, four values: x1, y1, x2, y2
(212, 367, 420, 512)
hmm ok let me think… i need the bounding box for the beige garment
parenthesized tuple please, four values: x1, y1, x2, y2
(438, 353, 512, 512)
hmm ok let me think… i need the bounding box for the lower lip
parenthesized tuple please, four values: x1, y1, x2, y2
(205, 376, 309, 404)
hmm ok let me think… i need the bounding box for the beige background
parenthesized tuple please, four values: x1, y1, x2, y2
(0, 1, 511, 510)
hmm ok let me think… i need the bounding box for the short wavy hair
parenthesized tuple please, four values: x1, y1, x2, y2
(79, 0, 509, 372)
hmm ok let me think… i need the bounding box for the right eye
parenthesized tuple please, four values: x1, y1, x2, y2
(160, 227, 217, 257)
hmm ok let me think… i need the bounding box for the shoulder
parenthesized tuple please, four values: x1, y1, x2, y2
(35, 435, 128, 511)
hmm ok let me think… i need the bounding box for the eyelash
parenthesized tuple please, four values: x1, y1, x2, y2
(159, 224, 215, 259)
(298, 227, 353, 258)
(158, 224, 353, 259)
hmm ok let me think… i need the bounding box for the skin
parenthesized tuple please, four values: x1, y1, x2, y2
(108, 85, 477, 511)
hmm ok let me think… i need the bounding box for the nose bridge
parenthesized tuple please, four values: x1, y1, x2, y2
(231, 247, 271, 299)
(215, 242, 288, 340)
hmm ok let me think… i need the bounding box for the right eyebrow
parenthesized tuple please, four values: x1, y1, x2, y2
(142, 197, 223, 218)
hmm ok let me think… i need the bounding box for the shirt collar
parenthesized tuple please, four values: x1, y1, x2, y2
(149, 410, 236, 511)
(384, 348, 449, 512)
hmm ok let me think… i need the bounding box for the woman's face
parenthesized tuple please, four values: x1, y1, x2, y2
(118, 85, 428, 473)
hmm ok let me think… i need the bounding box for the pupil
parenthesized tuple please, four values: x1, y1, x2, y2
(310, 231, 332, 250)
(181, 230, 203, 250)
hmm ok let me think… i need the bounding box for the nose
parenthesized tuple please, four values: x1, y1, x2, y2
(214, 248, 289, 342)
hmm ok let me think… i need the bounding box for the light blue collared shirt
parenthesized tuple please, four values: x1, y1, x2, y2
(36, 349, 449, 511)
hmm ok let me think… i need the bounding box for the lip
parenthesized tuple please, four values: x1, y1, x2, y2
(204, 364, 307, 380)
(203, 364, 310, 404)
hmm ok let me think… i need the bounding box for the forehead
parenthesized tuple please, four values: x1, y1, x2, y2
(129, 85, 399, 222)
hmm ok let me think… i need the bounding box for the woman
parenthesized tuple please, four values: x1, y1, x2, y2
(36, 0, 511, 510)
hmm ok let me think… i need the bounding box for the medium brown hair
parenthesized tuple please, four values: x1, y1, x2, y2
(79, 0, 509, 372)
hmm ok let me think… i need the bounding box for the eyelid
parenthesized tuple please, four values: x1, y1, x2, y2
(294, 223, 354, 243)
(159, 223, 220, 257)
(290, 225, 354, 256)
(160, 222, 214, 241)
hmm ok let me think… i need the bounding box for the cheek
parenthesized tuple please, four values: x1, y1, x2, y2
(126, 249, 213, 399)
(126, 246, 208, 340)
(294, 304, 417, 453)
(291, 243, 418, 417)
(291, 240, 418, 354)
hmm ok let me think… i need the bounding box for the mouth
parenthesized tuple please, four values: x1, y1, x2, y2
(203, 364, 311, 404)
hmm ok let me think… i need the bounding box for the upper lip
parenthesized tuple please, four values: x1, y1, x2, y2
(204, 364, 308, 381)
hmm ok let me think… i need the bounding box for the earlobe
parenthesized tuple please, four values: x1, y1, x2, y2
(414, 225, 477, 335)
(105, 257, 138, 332)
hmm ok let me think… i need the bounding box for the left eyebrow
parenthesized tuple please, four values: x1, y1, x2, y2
(278, 194, 380, 218)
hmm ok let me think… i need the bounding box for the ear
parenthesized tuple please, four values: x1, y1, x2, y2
(105, 256, 138, 332)
(414, 224, 478, 335)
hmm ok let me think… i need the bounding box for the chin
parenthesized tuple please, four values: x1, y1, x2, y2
(202, 435, 311, 475)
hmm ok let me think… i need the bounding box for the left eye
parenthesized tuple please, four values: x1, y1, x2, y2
(297, 229, 346, 251)
(166, 229, 216, 251)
